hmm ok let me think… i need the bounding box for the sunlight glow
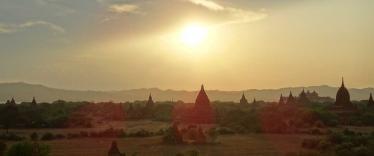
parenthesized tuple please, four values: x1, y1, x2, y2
(180, 24, 208, 47)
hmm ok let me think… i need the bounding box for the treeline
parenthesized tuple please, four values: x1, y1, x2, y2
(0, 100, 175, 130)
(214, 100, 374, 134)
(300, 129, 374, 156)
(1, 99, 374, 133)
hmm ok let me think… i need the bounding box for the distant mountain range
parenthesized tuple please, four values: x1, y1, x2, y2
(0, 82, 373, 103)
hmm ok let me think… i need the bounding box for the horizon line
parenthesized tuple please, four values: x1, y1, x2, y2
(0, 81, 373, 92)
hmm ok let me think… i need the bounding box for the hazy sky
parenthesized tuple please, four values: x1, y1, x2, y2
(0, 0, 373, 91)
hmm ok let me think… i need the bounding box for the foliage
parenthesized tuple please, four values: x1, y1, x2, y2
(30, 132, 38, 141)
(162, 125, 183, 144)
(41, 132, 55, 141)
(302, 129, 374, 156)
(0, 142, 6, 156)
(0, 133, 25, 141)
(6, 142, 50, 156)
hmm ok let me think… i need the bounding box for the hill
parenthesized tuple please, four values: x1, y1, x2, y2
(0, 82, 373, 103)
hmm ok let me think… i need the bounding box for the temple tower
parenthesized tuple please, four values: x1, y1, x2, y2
(240, 93, 248, 105)
(146, 93, 154, 108)
(31, 97, 37, 106)
(108, 141, 122, 156)
(279, 94, 285, 105)
(193, 85, 215, 124)
(368, 93, 374, 108)
(286, 92, 295, 105)
(335, 78, 352, 107)
(298, 89, 310, 104)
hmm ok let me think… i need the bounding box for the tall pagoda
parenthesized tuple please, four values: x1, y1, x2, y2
(146, 93, 154, 108)
(368, 93, 374, 108)
(279, 94, 285, 105)
(240, 93, 248, 105)
(193, 85, 215, 124)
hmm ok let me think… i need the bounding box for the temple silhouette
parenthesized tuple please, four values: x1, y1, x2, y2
(172, 85, 215, 125)
(328, 78, 358, 124)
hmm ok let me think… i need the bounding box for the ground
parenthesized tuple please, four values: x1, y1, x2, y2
(4, 120, 373, 156)
(42, 134, 312, 156)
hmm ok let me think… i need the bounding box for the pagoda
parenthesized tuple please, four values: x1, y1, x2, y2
(146, 93, 154, 108)
(193, 85, 215, 124)
(278, 94, 285, 105)
(368, 93, 374, 108)
(286, 92, 296, 105)
(240, 93, 248, 105)
(298, 89, 310, 104)
(329, 78, 357, 124)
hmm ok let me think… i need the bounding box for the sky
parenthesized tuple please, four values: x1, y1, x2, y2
(0, 0, 373, 91)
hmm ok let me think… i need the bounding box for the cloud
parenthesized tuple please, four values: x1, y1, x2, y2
(185, 0, 267, 25)
(108, 4, 139, 14)
(188, 0, 224, 11)
(0, 21, 65, 34)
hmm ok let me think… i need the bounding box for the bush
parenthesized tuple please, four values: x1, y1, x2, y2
(79, 131, 89, 137)
(0, 133, 25, 141)
(162, 126, 183, 144)
(6, 142, 50, 156)
(30, 132, 38, 141)
(185, 150, 200, 156)
(128, 129, 153, 137)
(216, 127, 235, 135)
(41, 132, 54, 141)
(302, 138, 321, 149)
(54, 134, 66, 139)
(328, 132, 344, 144)
(0, 142, 6, 156)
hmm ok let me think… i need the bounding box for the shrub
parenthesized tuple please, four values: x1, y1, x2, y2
(162, 126, 183, 144)
(128, 129, 153, 137)
(185, 150, 200, 156)
(67, 133, 80, 139)
(79, 131, 89, 137)
(54, 134, 65, 139)
(216, 127, 235, 135)
(328, 132, 344, 144)
(0, 133, 25, 141)
(41, 132, 55, 141)
(310, 128, 323, 135)
(0, 142, 6, 156)
(6, 142, 50, 156)
(302, 138, 321, 149)
(30, 132, 38, 141)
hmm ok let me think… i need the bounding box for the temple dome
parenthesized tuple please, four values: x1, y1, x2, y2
(335, 78, 351, 106)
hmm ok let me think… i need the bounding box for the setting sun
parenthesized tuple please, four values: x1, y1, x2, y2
(180, 24, 208, 47)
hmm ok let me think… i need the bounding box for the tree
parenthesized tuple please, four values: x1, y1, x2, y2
(6, 142, 50, 156)
(30, 132, 39, 141)
(0, 103, 19, 133)
(0, 142, 6, 156)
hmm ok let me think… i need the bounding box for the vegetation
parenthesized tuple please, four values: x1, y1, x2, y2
(6, 142, 50, 156)
(0, 142, 5, 156)
(301, 129, 374, 156)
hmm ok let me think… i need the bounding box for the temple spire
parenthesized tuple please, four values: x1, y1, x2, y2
(287, 91, 295, 104)
(195, 84, 210, 106)
(368, 93, 374, 107)
(146, 93, 154, 108)
(10, 97, 16, 105)
(240, 93, 248, 105)
(279, 94, 285, 105)
(108, 141, 121, 156)
(341, 77, 345, 87)
(31, 97, 37, 106)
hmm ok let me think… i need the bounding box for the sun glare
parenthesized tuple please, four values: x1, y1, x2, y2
(180, 24, 208, 47)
